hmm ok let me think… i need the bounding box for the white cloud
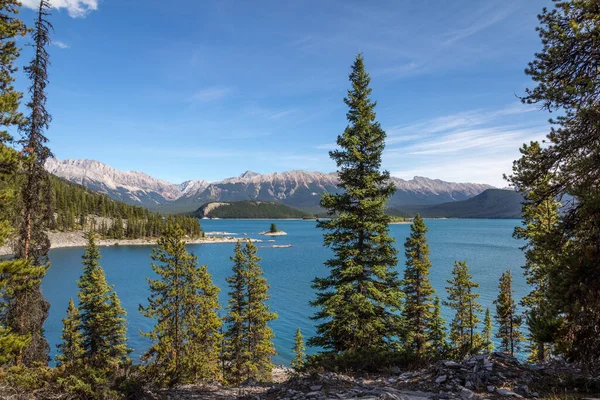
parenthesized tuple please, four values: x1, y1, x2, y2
(191, 87, 232, 102)
(53, 40, 69, 49)
(21, 0, 99, 18)
(382, 104, 549, 186)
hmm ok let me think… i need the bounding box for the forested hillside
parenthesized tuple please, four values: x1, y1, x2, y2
(51, 177, 202, 239)
(388, 189, 523, 219)
(192, 200, 311, 219)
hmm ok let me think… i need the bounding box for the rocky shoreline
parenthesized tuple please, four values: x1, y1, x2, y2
(0, 231, 259, 256)
(144, 353, 597, 400)
(260, 231, 288, 236)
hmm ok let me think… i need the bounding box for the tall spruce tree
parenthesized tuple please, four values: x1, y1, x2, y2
(55, 298, 84, 369)
(291, 328, 306, 371)
(507, 0, 600, 371)
(427, 296, 448, 360)
(494, 270, 523, 357)
(402, 213, 435, 361)
(223, 241, 277, 385)
(140, 225, 222, 386)
(0, 1, 29, 361)
(0, 140, 30, 365)
(445, 261, 483, 360)
(309, 54, 402, 367)
(77, 230, 130, 371)
(483, 308, 494, 354)
(7, 0, 54, 366)
(512, 164, 563, 362)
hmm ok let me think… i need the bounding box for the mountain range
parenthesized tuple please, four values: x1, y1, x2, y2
(45, 158, 497, 214)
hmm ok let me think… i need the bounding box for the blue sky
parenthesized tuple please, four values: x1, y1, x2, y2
(16, 0, 552, 186)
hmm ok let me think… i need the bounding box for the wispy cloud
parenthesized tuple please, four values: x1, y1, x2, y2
(383, 103, 548, 186)
(21, 0, 98, 18)
(439, 3, 517, 46)
(244, 105, 294, 120)
(53, 40, 70, 49)
(191, 87, 232, 102)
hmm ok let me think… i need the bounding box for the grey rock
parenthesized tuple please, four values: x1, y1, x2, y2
(459, 387, 479, 400)
(311, 385, 323, 391)
(443, 361, 462, 369)
(436, 375, 447, 384)
(486, 386, 495, 393)
(496, 388, 523, 398)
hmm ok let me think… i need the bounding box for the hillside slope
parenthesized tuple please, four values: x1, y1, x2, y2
(390, 189, 523, 219)
(192, 201, 310, 219)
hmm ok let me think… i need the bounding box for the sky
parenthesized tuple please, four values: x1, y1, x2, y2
(14, 0, 553, 186)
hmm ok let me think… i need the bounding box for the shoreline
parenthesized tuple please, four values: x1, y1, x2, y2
(0, 231, 261, 256)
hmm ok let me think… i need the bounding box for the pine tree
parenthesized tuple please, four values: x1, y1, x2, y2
(483, 308, 494, 354)
(0, 0, 49, 365)
(77, 230, 130, 371)
(140, 225, 222, 386)
(402, 213, 436, 361)
(427, 296, 448, 360)
(494, 270, 523, 357)
(55, 298, 84, 369)
(309, 54, 402, 367)
(507, 0, 600, 371)
(291, 328, 306, 371)
(223, 241, 277, 385)
(512, 167, 563, 363)
(445, 261, 483, 360)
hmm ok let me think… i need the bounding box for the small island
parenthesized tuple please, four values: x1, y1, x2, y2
(260, 223, 288, 236)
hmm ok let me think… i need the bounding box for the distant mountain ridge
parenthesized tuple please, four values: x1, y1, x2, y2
(389, 189, 523, 219)
(45, 158, 495, 213)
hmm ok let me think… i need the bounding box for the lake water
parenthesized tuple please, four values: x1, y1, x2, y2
(43, 219, 527, 365)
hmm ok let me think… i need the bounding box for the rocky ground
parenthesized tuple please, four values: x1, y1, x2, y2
(146, 353, 599, 400)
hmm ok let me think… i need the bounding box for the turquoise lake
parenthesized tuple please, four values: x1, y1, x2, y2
(43, 219, 527, 365)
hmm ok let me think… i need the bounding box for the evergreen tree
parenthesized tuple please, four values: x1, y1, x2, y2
(445, 261, 483, 360)
(270, 223, 277, 233)
(310, 54, 402, 367)
(402, 213, 435, 361)
(512, 167, 563, 362)
(0, 30, 30, 364)
(6, 0, 54, 366)
(291, 328, 306, 371)
(507, 0, 600, 371)
(77, 230, 130, 371)
(55, 298, 84, 369)
(140, 225, 222, 386)
(494, 270, 523, 357)
(223, 241, 277, 385)
(483, 308, 494, 354)
(427, 296, 448, 360)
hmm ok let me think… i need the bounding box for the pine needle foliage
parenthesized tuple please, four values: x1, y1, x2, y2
(402, 213, 436, 361)
(291, 328, 306, 371)
(3, 0, 53, 367)
(140, 225, 222, 387)
(483, 308, 494, 354)
(309, 54, 402, 368)
(55, 298, 84, 370)
(445, 261, 483, 360)
(494, 270, 524, 357)
(223, 241, 277, 385)
(507, 0, 600, 372)
(427, 296, 448, 360)
(77, 230, 130, 371)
